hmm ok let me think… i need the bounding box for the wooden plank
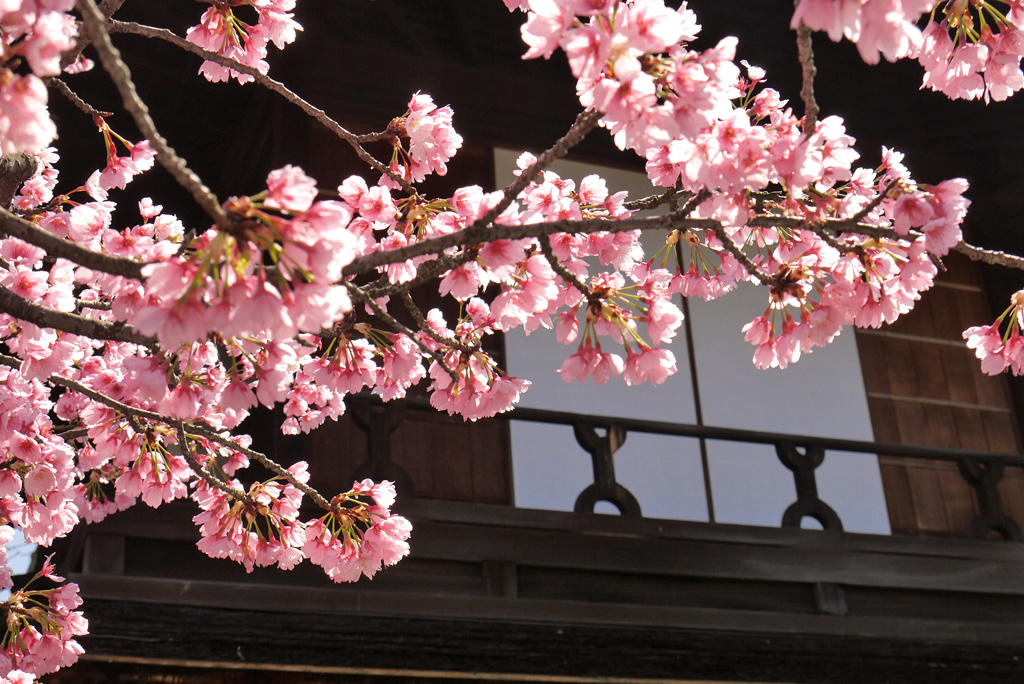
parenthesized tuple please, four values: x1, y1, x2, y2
(981, 407, 1022, 454)
(855, 333, 891, 395)
(905, 465, 951, 534)
(305, 414, 365, 495)
(941, 345, 982, 405)
(866, 397, 901, 442)
(884, 337, 922, 399)
(68, 575, 1024, 645)
(907, 341, 950, 401)
(102, 517, 1024, 595)
(886, 293, 936, 338)
(951, 286, 994, 335)
(940, 252, 986, 288)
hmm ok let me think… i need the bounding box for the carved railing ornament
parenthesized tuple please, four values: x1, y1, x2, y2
(572, 420, 642, 518)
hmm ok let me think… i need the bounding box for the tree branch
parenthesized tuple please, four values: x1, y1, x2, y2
(0, 207, 147, 280)
(77, 0, 232, 230)
(345, 282, 459, 383)
(538, 235, 593, 302)
(399, 290, 478, 355)
(953, 241, 1024, 271)
(107, 20, 416, 196)
(796, 19, 818, 136)
(0, 284, 154, 345)
(0, 155, 38, 210)
(60, 0, 127, 70)
(175, 421, 250, 504)
(185, 423, 333, 512)
(468, 109, 602, 234)
(623, 187, 683, 212)
(705, 224, 773, 286)
(48, 77, 112, 120)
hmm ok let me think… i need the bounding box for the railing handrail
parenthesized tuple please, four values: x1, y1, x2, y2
(379, 396, 1024, 465)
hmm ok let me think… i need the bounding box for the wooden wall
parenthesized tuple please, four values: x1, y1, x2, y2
(856, 254, 1024, 537)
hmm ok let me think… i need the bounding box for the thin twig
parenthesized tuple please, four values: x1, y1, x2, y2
(399, 290, 478, 355)
(107, 20, 416, 196)
(849, 178, 899, 225)
(77, 0, 232, 230)
(76, 298, 112, 312)
(346, 282, 459, 383)
(623, 187, 684, 212)
(363, 251, 472, 299)
(60, 0, 127, 70)
(796, 20, 818, 137)
(0, 352, 338, 512)
(175, 420, 250, 503)
(49, 78, 113, 120)
(468, 109, 602, 234)
(538, 235, 593, 302)
(704, 224, 772, 286)
(186, 423, 333, 512)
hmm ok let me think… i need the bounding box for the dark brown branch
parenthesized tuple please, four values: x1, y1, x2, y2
(468, 109, 602, 234)
(623, 187, 684, 212)
(107, 20, 416, 196)
(0, 155, 38, 210)
(346, 282, 459, 383)
(0, 284, 154, 345)
(399, 290, 477, 355)
(849, 178, 898, 225)
(0, 207, 146, 280)
(46, 372, 169, 424)
(60, 0, 127, 70)
(175, 421, 250, 503)
(796, 20, 818, 136)
(363, 251, 471, 299)
(77, 0, 232, 230)
(953, 241, 1024, 271)
(186, 423, 333, 511)
(49, 78, 112, 120)
(342, 212, 723, 276)
(705, 224, 772, 286)
(538, 235, 594, 302)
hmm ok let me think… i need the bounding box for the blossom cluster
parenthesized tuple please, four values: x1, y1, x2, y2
(186, 0, 302, 83)
(793, 0, 1024, 102)
(506, 0, 968, 371)
(0, 0, 76, 155)
(0, 555, 86, 682)
(964, 289, 1024, 374)
(194, 465, 411, 580)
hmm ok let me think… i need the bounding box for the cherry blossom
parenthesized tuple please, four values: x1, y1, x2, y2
(0, 1, 1016, 680)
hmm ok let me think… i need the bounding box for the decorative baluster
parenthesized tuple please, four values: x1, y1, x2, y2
(349, 400, 416, 497)
(776, 441, 843, 531)
(957, 458, 1023, 541)
(572, 420, 642, 518)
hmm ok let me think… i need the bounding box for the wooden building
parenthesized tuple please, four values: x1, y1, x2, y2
(42, 2, 1024, 682)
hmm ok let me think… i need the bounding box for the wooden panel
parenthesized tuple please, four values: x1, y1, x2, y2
(941, 345, 981, 405)
(856, 254, 1023, 538)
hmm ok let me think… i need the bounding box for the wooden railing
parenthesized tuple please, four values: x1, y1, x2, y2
(347, 396, 1024, 541)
